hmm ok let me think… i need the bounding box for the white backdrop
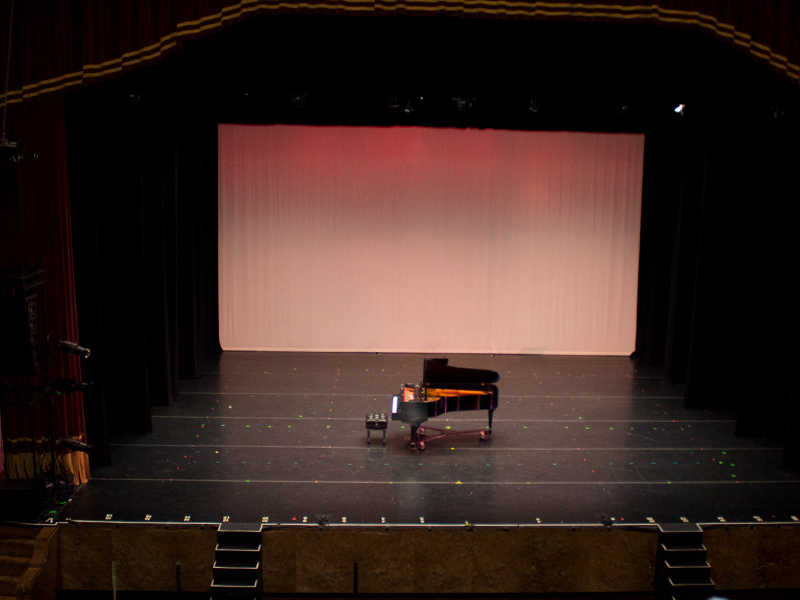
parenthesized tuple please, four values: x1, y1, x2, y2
(218, 125, 644, 354)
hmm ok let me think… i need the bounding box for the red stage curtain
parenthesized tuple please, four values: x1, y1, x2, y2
(0, 94, 88, 483)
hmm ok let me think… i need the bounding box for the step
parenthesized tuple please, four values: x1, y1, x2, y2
(663, 560, 711, 584)
(0, 526, 40, 541)
(660, 543, 707, 565)
(212, 561, 261, 583)
(666, 577, 715, 595)
(211, 580, 259, 588)
(0, 556, 29, 578)
(210, 578, 260, 598)
(0, 575, 19, 598)
(667, 590, 717, 600)
(0, 539, 35, 559)
(657, 523, 703, 548)
(216, 523, 262, 549)
(215, 543, 262, 564)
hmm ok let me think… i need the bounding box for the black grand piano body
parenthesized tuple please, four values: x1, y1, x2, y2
(390, 358, 499, 449)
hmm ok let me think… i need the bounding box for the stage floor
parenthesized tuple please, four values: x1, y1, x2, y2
(61, 352, 800, 526)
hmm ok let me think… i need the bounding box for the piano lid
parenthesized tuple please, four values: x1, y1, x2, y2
(423, 358, 500, 386)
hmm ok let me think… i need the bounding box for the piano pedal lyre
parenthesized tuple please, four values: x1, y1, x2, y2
(408, 425, 425, 451)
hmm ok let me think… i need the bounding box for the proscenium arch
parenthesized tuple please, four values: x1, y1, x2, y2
(2, 1, 800, 110)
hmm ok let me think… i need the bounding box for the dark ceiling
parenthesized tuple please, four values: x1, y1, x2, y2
(72, 13, 800, 132)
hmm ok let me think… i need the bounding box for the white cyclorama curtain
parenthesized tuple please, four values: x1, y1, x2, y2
(218, 125, 644, 355)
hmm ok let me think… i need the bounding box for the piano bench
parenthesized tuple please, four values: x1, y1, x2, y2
(366, 413, 388, 444)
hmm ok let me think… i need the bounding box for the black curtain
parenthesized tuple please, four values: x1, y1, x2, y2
(634, 123, 704, 385)
(726, 127, 800, 441)
(636, 114, 800, 470)
(66, 80, 220, 465)
(60, 13, 800, 471)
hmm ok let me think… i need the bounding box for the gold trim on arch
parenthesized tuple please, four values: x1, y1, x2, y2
(2, 1, 799, 109)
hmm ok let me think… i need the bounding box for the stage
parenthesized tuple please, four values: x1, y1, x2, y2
(61, 352, 800, 527)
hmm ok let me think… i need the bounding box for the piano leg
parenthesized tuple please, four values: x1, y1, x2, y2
(487, 409, 493, 434)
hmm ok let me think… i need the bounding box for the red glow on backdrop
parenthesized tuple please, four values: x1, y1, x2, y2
(218, 125, 644, 354)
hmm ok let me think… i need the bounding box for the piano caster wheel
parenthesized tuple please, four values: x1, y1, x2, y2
(418, 441, 426, 450)
(479, 431, 486, 440)
(409, 441, 418, 451)
(418, 427, 426, 437)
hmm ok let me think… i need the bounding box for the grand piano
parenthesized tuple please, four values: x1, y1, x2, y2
(377, 358, 499, 450)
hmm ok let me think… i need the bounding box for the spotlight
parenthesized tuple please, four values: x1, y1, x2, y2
(453, 97, 474, 112)
(52, 378, 93, 394)
(528, 99, 540, 113)
(403, 96, 423, 114)
(771, 106, 785, 121)
(55, 340, 91, 358)
(0, 142, 20, 163)
(615, 102, 630, 116)
(288, 93, 309, 109)
(387, 96, 400, 110)
(674, 103, 685, 115)
(58, 438, 93, 454)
